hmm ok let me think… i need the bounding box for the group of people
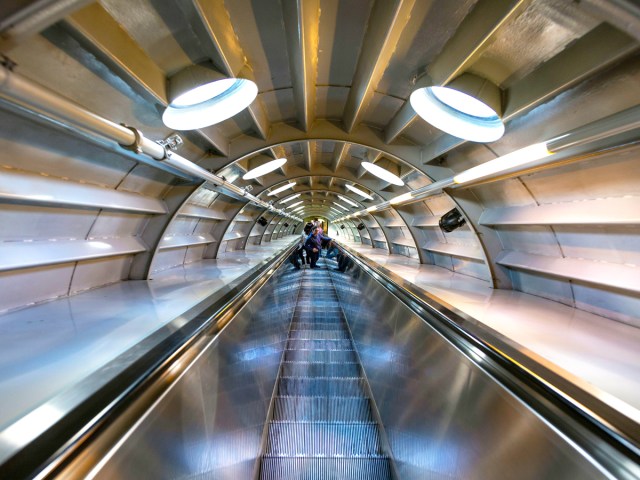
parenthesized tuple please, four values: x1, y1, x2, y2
(291, 220, 348, 271)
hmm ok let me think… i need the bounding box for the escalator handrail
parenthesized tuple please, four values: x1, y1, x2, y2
(0, 242, 299, 480)
(334, 242, 640, 479)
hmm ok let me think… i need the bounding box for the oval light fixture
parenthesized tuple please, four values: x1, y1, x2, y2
(338, 195, 358, 207)
(286, 200, 303, 209)
(279, 193, 301, 203)
(163, 64, 258, 130)
(243, 158, 287, 180)
(361, 162, 404, 186)
(345, 184, 374, 200)
(268, 182, 296, 196)
(409, 73, 504, 143)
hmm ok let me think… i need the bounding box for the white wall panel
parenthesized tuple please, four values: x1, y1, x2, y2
(192, 219, 218, 234)
(164, 217, 200, 235)
(184, 245, 207, 264)
(451, 257, 488, 281)
(554, 225, 640, 265)
(510, 270, 575, 307)
(0, 205, 96, 241)
(88, 212, 150, 237)
(150, 249, 187, 274)
(572, 282, 640, 328)
(69, 256, 133, 294)
(495, 226, 562, 256)
(0, 264, 74, 314)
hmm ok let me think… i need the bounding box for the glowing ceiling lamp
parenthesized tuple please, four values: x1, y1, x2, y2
(410, 73, 504, 143)
(361, 162, 404, 186)
(268, 182, 296, 196)
(286, 200, 303, 209)
(337, 195, 358, 207)
(453, 143, 551, 185)
(243, 158, 287, 180)
(345, 184, 374, 200)
(279, 193, 301, 203)
(163, 64, 258, 130)
(333, 202, 349, 211)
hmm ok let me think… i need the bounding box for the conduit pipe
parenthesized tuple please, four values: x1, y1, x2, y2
(336, 105, 640, 221)
(0, 65, 300, 221)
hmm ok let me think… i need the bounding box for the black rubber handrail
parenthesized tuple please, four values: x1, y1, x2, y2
(334, 242, 640, 480)
(0, 242, 298, 480)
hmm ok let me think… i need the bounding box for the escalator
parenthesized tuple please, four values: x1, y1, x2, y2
(259, 258, 393, 479)
(1, 246, 637, 479)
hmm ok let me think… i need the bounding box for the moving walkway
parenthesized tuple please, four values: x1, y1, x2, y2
(0, 247, 637, 479)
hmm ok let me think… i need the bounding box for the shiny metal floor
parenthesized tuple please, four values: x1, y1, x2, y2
(259, 258, 393, 479)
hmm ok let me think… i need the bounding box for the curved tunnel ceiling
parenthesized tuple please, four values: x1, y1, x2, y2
(0, 0, 639, 326)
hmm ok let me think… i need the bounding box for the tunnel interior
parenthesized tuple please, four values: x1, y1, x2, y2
(0, 0, 639, 478)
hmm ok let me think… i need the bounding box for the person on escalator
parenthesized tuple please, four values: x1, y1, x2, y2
(293, 223, 314, 269)
(304, 226, 331, 269)
(325, 240, 339, 260)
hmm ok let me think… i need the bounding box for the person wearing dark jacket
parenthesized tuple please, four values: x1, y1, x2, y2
(304, 227, 331, 268)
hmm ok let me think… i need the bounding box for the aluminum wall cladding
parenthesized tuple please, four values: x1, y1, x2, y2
(0, 0, 638, 325)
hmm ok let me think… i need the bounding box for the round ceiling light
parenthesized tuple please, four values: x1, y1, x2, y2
(163, 65, 258, 130)
(361, 162, 404, 186)
(345, 184, 374, 200)
(409, 73, 504, 143)
(242, 158, 287, 180)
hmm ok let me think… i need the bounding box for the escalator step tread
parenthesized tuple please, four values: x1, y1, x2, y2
(273, 396, 374, 422)
(281, 361, 360, 378)
(289, 330, 350, 340)
(284, 349, 357, 362)
(278, 377, 367, 397)
(259, 457, 392, 480)
(290, 322, 349, 330)
(287, 339, 353, 350)
(264, 423, 385, 456)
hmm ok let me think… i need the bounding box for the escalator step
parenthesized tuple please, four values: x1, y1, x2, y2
(264, 423, 385, 456)
(289, 329, 350, 340)
(284, 349, 357, 363)
(278, 377, 366, 397)
(272, 396, 374, 422)
(259, 457, 392, 480)
(287, 339, 353, 350)
(281, 361, 360, 378)
(290, 322, 348, 331)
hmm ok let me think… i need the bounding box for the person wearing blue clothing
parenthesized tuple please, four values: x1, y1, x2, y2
(325, 240, 339, 260)
(304, 226, 331, 269)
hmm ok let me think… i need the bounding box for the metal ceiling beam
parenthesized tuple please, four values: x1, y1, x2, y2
(0, 0, 92, 50)
(282, 0, 319, 132)
(502, 23, 637, 119)
(342, 0, 415, 133)
(63, 3, 230, 156)
(303, 140, 315, 171)
(330, 142, 350, 172)
(578, 0, 640, 42)
(228, 120, 440, 181)
(420, 23, 638, 164)
(384, 0, 529, 144)
(190, 0, 270, 140)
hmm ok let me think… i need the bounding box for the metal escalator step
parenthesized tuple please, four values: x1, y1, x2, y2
(290, 322, 348, 331)
(260, 457, 392, 480)
(281, 361, 360, 378)
(284, 349, 357, 363)
(287, 339, 353, 350)
(289, 329, 350, 340)
(264, 423, 385, 457)
(278, 377, 366, 397)
(272, 396, 374, 422)
(292, 314, 344, 323)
